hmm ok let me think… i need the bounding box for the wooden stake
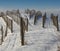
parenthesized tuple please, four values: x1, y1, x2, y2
(56, 16, 59, 31)
(0, 26, 3, 45)
(20, 17, 24, 45)
(5, 25, 7, 37)
(51, 15, 59, 31)
(42, 12, 46, 28)
(5, 18, 8, 37)
(11, 20, 13, 33)
(34, 15, 37, 25)
(26, 18, 28, 31)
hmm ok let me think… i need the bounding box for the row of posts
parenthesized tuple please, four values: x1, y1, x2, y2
(20, 12, 59, 46)
(0, 15, 28, 46)
(34, 13, 59, 31)
(0, 12, 59, 46)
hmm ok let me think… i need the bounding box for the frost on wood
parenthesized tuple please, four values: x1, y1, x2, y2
(2, 15, 13, 33)
(51, 14, 59, 31)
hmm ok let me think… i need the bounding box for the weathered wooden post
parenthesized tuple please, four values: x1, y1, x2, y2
(5, 17, 8, 37)
(51, 14, 59, 31)
(42, 12, 46, 28)
(11, 20, 13, 33)
(34, 15, 37, 25)
(17, 15, 18, 24)
(27, 18, 28, 31)
(20, 17, 24, 45)
(1, 26, 3, 42)
(5, 25, 8, 37)
(25, 18, 28, 31)
(23, 20, 26, 33)
(56, 15, 59, 31)
(0, 26, 3, 45)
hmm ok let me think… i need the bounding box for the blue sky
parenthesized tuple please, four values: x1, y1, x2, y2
(0, 0, 60, 10)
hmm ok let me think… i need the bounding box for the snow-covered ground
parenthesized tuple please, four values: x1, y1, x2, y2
(0, 11, 60, 51)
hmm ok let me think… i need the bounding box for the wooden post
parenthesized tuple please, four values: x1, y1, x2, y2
(34, 15, 37, 25)
(26, 18, 28, 31)
(51, 15, 59, 31)
(27, 18, 28, 31)
(20, 17, 24, 45)
(42, 12, 46, 28)
(17, 15, 18, 24)
(56, 16, 59, 31)
(5, 18, 8, 37)
(1, 26, 3, 42)
(5, 25, 8, 37)
(0, 26, 3, 45)
(42, 16, 44, 28)
(11, 20, 13, 33)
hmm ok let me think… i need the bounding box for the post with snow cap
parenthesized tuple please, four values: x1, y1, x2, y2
(42, 12, 46, 28)
(20, 17, 24, 45)
(0, 26, 3, 45)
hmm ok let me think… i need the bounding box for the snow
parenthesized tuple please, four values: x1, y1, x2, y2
(0, 10, 60, 51)
(7, 15, 12, 20)
(20, 12, 30, 20)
